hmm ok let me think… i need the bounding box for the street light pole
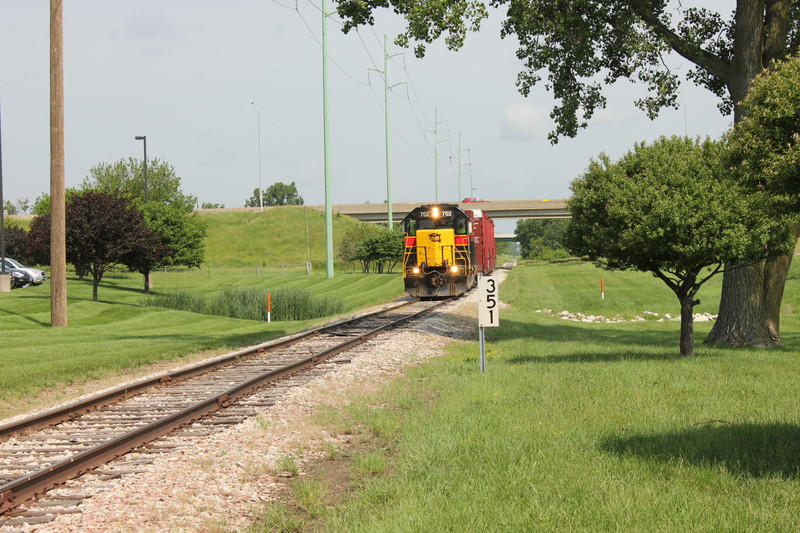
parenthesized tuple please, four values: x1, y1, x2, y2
(250, 102, 263, 212)
(134, 135, 148, 203)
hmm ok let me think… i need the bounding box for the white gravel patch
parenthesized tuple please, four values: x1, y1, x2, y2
(31, 273, 506, 532)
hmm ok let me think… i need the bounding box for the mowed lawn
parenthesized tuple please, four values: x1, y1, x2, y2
(264, 261, 800, 532)
(0, 268, 404, 419)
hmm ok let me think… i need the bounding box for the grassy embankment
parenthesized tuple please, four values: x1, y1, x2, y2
(253, 260, 800, 532)
(0, 208, 403, 418)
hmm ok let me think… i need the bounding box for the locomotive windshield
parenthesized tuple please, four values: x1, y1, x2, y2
(404, 206, 469, 235)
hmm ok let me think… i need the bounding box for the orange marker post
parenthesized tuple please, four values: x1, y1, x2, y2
(267, 293, 272, 323)
(600, 279, 605, 300)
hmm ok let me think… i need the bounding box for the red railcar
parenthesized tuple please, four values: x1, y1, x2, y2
(401, 204, 496, 298)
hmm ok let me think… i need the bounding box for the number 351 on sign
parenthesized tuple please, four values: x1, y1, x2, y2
(478, 276, 499, 327)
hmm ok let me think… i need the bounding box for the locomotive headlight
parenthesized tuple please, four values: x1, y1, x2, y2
(432, 206, 440, 218)
(412, 267, 420, 275)
(450, 265, 459, 274)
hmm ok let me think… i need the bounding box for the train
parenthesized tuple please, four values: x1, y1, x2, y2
(401, 204, 497, 298)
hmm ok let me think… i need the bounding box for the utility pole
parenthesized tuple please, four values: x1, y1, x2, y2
(370, 35, 405, 230)
(50, 0, 68, 327)
(450, 132, 468, 201)
(322, 0, 334, 278)
(425, 108, 448, 203)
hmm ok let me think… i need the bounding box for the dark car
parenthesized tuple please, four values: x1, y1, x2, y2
(4, 268, 33, 289)
(1, 258, 47, 285)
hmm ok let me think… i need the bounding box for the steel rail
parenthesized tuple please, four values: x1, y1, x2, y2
(0, 298, 450, 514)
(0, 299, 418, 441)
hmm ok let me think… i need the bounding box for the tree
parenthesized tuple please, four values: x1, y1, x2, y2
(355, 230, 404, 273)
(338, 223, 383, 272)
(84, 157, 196, 211)
(84, 158, 199, 293)
(334, 1, 800, 346)
(3, 201, 18, 216)
(63, 191, 163, 301)
(24, 214, 52, 267)
(565, 136, 793, 356)
(32, 193, 51, 215)
(201, 202, 225, 209)
(142, 203, 206, 270)
(706, 53, 800, 344)
(1, 224, 28, 260)
(245, 181, 304, 207)
(514, 219, 569, 260)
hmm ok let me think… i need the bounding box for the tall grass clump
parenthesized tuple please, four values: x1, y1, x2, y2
(144, 290, 207, 313)
(144, 286, 343, 321)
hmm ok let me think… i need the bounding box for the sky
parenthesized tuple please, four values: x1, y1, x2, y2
(1, 1, 732, 223)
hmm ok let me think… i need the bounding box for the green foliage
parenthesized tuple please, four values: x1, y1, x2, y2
(339, 222, 382, 269)
(514, 219, 569, 260)
(725, 53, 800, 214)
(84, 157, 196, 210)
(355, 229, 403, 274)
(32, 193, 50, 215)
(201, 202, 225, 209)
(1, 224, 27, 260)
(2, 200, 17, 216)
(27, 191, 169, 300)
(336, 2, 799, 141)
(567, 137, 792, 273)
(245, 181, 304, 207)
(142, 203, 206, 269)
(566, 136, 794, 355)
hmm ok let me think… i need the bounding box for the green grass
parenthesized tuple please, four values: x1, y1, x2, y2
(260, 261, 800, 532)
(0, 268, 403, 418)
(201, 207, 366, 269)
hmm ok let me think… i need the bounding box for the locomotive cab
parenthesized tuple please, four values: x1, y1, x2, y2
(402, 204, 477, 298)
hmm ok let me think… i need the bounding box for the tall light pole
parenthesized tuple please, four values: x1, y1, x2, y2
(250, 102, 263, 212)
(0, 101, 6, 286)
(134, 135, 148, 203)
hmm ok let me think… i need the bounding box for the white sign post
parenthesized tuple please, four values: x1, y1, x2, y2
(477, 275, 499, 373)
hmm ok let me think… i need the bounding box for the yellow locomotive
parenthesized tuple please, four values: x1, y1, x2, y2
(401, 204, 496, 298)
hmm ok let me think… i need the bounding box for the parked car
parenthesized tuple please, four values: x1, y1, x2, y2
(462, 197, 488, 203)
(1, 258, 47, 285)
(4, 268, 33, 289)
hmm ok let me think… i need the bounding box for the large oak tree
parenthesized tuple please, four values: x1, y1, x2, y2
(335, 0, 800, 346)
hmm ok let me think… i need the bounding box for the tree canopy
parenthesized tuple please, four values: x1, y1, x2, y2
(514, 219, 569, 260)
(724, 52, 800, 214)
(84, 157, 196, 211)
(565, 136, 793, 355)
(337, 1, 800, 141)
(245, 181, 304, 207)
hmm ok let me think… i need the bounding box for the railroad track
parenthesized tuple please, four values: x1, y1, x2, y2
(0, 297, 451, 526)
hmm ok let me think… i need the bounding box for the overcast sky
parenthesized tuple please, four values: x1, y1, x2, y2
(1, 1, 731, 216)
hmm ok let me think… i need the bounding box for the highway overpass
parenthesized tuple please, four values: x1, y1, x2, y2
(307, 199, 569, 223)
(196, 199, 569, 225)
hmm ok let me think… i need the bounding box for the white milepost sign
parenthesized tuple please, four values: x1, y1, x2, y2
(477, 275, 499, 374)
(478, 275, 499, 327)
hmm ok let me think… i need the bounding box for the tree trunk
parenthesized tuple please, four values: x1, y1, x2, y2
(92, 272, 100, 302)
(679, 293, 696, 357)
(706, 261, 778, 347)
(143, 270, 150, 294)
(707, 0, 785, 347)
